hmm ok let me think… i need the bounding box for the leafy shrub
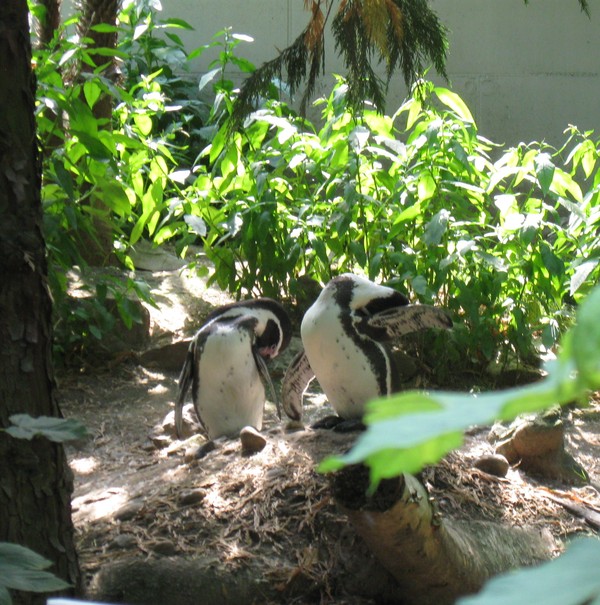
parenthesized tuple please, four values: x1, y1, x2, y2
(31, 0, 210, 358)
(190, 72, 600, 367)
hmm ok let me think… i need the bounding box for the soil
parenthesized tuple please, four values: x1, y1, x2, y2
(56, 251, 600, 604)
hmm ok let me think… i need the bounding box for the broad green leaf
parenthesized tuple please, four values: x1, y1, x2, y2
(0, 567, 70, 592)
(406, 98, 422, 129)
(83, 81, 102, 110)
(417, 172, 436, 201)
(571, 286, 600, 388)
(423, 209, 450, 245)
(534, 152, 555, 196)
(100, 182, 131, 218)
(164, 17, 195, 30)
(5, 415, 88, 443)
(393, 201, 422, 224)
(570, 259, 598, 296)
(0, 585, 9, 605)
(198, 68, 220, 93)
(133, 113, 153, 136)
(184, 214, 207, 237)
(0, 543, 52, 570)
(434, 86, 475, 122)
(457, 537, 600, 605)
(71, 130, 112, 160)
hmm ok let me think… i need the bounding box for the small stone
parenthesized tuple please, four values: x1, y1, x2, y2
(240, 426, 267, 455)
(108, 534, 137, 550)
(473, 454, 510, 477)
(178, 488, 206, 506)
(114, 499, 144, 521)
(148, 539, 178, 556)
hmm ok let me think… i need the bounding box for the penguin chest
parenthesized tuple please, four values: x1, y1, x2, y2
(301, 309, 391, 419)
(194, 329, 265, 438)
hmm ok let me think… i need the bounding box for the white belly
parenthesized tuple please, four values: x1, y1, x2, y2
(301, 305, 389, 418)
(195, 328, 265, 438)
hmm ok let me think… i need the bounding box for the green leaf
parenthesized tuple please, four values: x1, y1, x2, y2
(5, 415, 88, 443)
(0, 542, 71, 593)
(423, 209, 450, 246)
(434, 86, 475, 122)
(417, 172, 436, 201)
(83, 80, 102, 110)
(0, 543, 53, 570)
(133, 113, 153, 136)
(0, 585, 10, 605)
(164, 17, 195, 30)
(571, 285, 600, 388)
(534, 152, 555, 196)
(570, 259, 598, 296)
(101, 182, 131, 218)
(456, 537, 600, 605)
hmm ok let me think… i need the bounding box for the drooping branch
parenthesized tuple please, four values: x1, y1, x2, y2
(231, 0, 447, 127)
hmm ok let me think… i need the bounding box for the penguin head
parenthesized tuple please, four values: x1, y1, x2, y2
(201, 298, 292, 360)
(323, 273, 409, 316)
(254, 298, 293, 360)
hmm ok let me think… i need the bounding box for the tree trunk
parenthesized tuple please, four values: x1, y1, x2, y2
(0, 1, 81, 603)
(34, 0, 62, 47)
(332, 465, 555, 605)
(74, 0, 121, 266)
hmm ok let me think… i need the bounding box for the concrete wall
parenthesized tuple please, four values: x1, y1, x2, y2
(66, 0, 600, 147)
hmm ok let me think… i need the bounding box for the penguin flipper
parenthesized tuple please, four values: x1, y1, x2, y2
(175, 339, 196, 439)
(253, 346, 280, 419)
(365, 304, 452, 341)
(281, 349, 315, 421)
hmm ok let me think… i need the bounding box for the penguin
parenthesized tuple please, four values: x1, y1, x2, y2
(176, 298, 292, 440)
(282, 273, 452, 427)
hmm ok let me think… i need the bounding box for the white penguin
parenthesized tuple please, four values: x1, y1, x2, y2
(282, 274, 452, 426)
(176, 298, 292, 439)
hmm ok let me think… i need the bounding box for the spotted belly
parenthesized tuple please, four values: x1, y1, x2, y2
(194, 328, 265, 438)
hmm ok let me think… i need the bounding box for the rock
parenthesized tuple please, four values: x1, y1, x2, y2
(473, 454, 509, 477)
(148, 539, 178, 556)
(114, 499, 144, 521)
(178, 489, 207, 506)
(139, 340, 191, 371)
(108, 534, 137, 550)
(129, 240, 187, 272)
(239, 426, 267, 455)
(153, 405, 201, 442)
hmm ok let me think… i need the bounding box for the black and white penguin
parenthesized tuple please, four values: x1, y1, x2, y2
(176, 298, 292, 440)
(282, 273, 452, 425)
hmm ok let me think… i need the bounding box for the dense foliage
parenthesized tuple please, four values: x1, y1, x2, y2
(31, 1, 600, 369)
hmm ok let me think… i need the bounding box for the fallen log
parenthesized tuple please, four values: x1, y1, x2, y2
(332, 464, 556, 605)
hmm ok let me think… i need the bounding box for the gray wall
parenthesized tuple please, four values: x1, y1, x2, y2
(66, 0, 600, 147)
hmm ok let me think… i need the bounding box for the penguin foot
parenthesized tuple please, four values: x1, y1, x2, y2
(311, 415, 345, 430)
(310, 415, 366, 432)
(193, 440, 217, 459)
(332, 418, 366, 433)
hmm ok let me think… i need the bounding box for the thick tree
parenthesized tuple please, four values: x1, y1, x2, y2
(0, 1, 81, 603)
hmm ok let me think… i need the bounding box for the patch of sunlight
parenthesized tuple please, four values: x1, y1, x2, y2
(70, 456, 99, 475)
(72, 487, 129, 523)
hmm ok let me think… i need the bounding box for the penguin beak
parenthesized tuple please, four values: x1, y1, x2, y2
(258, 343, 279, 360)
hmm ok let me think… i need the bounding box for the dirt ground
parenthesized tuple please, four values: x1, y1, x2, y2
(56, 254, 600, 605)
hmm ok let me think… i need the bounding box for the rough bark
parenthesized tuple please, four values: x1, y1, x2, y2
(0, 1, 81, 602)
(34, 0, 62, 47)
(332, 465, 555, 605)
